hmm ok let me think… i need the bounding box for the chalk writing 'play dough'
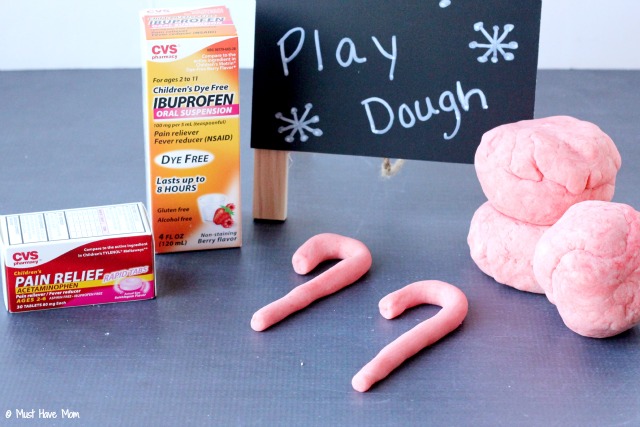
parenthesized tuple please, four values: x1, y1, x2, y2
(251, 0, 541, 163)
(361, 81, 488, 140)
(278, 28, 397, 81)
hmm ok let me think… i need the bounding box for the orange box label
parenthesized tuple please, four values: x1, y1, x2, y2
(140, 6, 241, 253)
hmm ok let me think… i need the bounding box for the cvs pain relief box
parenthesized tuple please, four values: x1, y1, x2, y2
(0, 203, 155, 313)
(140, 6, 242, 253)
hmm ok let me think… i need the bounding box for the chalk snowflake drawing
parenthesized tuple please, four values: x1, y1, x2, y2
(469, 22, 518, 63)
(275, 103, 323, 143)
(439, 0, 451, 8)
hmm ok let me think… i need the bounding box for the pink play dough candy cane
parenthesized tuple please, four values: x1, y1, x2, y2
(251, 233, 372, 332)
(352, 280, 468, 392)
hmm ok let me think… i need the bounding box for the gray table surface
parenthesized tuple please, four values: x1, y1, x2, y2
(1, 69, 639, 427)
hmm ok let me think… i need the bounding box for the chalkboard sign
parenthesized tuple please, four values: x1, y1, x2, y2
(251, 0, 542, 163)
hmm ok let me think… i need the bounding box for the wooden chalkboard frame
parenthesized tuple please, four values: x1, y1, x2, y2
(251, 0, 542, 220)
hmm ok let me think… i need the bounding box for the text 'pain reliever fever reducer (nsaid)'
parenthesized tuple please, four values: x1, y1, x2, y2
(141, 6, 241, 253)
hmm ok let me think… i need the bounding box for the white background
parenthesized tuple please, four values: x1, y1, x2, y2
(0, 0, 638, 70)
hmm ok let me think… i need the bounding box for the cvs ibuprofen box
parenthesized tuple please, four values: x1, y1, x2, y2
(140, 6, 241, 253)
(0, 203, 155, 313)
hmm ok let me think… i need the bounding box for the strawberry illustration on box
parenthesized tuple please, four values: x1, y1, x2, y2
(213, 203, 236, 228)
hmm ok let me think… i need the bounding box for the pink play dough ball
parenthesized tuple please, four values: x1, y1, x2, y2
(475, 116, 621, 225)
(468, 201, 547, 294)
(533, 201, 640, 338)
